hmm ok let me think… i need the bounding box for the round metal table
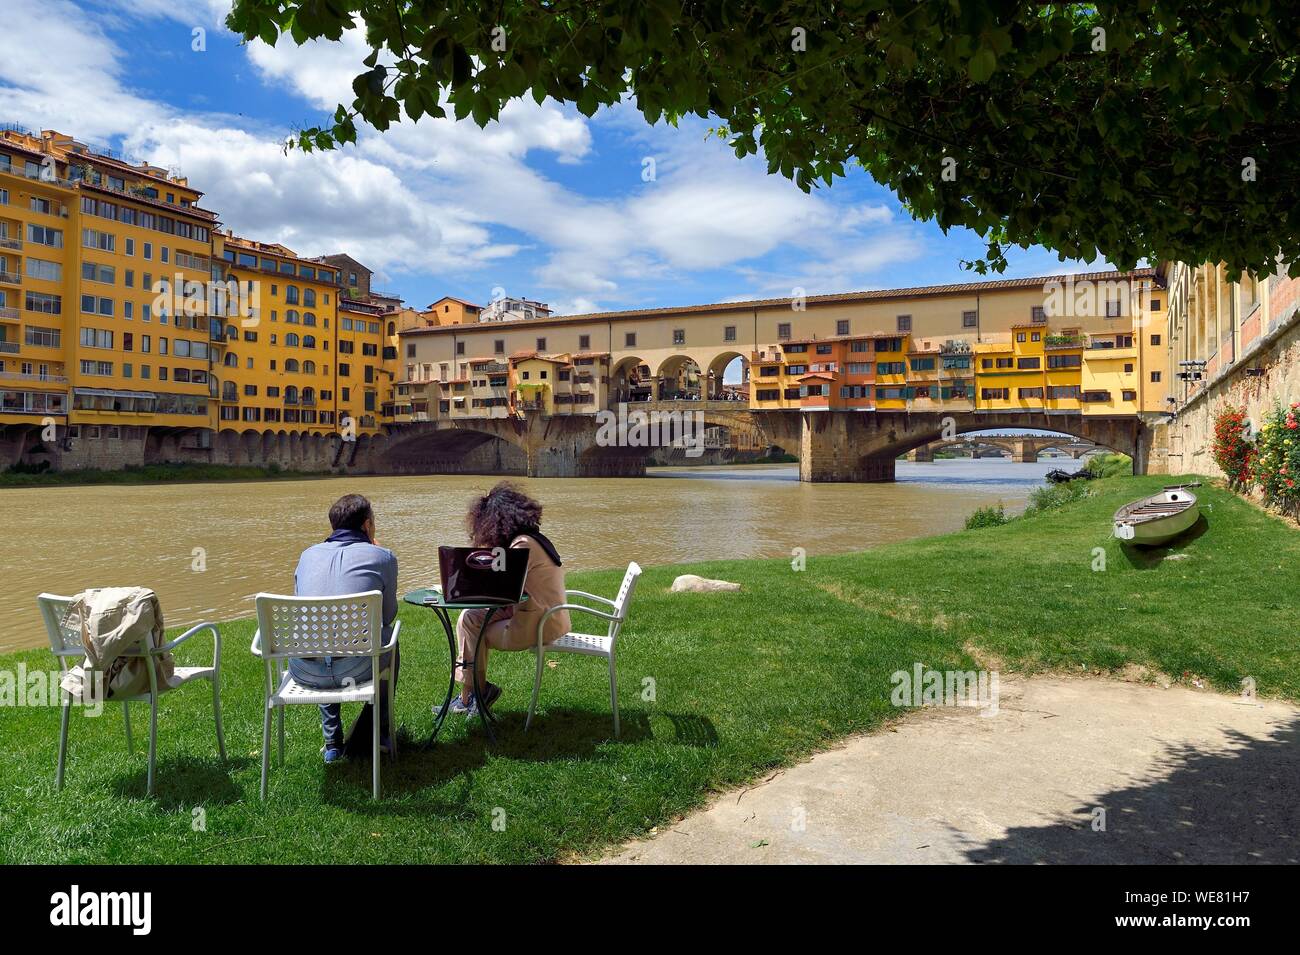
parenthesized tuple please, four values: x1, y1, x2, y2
(403, 587, 524, 743)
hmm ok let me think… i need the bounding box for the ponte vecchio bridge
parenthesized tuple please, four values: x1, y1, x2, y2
(357, 269, 1167, 482)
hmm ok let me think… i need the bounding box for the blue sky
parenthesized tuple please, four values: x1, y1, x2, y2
(3, 1, 1106, 316)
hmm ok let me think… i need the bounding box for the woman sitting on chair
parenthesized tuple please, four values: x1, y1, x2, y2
(452, 482, 570, 715)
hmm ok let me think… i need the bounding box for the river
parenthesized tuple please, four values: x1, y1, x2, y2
(0, 458, 1065, 652)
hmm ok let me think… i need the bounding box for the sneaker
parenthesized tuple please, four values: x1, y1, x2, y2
(322, 745, 345, 764)
(448, 695, 472, 715)
(467, 682, 502, 716)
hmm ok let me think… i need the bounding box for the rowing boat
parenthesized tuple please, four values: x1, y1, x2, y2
(1113, 484, 1201, 545)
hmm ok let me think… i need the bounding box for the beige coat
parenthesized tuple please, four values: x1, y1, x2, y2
(509, 534, 570, 645)
(59, 587, 175, 702)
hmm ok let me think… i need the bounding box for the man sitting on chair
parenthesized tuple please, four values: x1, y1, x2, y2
(292, 494, 400, 762)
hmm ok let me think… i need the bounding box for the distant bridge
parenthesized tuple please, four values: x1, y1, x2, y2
(353, 402, 1155, 483)
(908, 433, 1102, 463)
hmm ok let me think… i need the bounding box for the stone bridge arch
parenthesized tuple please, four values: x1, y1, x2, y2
(610, 355, 653, 404)
(367, 418, 530, 475)
(801, 411, 1145, 481)
(703, 349, 749, 399)
(578, 403, 802, 474)
(655, 354, 703, 400)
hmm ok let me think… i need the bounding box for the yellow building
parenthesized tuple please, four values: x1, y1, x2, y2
(872, 334, 909, 410)
(1, 126, 218, 465)
(1080, 329, 1143, 415)
(511, 353, 566, 415)
(426, 296, 483, 325)
(214, 233, 344, 434)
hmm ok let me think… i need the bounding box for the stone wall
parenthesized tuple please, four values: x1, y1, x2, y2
(1153, 291, 1300, 479)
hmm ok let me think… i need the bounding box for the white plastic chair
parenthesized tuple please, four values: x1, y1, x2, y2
(36, 592, 225, 797)
(527, 562, 641, 738)
(251, 591, 399, 801)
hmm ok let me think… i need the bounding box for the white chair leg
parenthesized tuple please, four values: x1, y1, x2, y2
(386, 666, 396, 758)
(277, 706, 285, 768)
(146, 696, 158, 797)
(260, 705, 272, 801)
(212, 678, 227, 762)
(122, 701, 134, 755)
(526, 649, 545, 732)
(56, 692, 71, 791)
(608, 652, 620, 739)
(372, 689, 381, 801)
(211, 675, 227, 764)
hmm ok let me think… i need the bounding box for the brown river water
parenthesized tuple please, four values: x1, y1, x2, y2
(0, 459, 1064, 652)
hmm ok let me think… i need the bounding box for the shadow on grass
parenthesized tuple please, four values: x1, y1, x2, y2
(319, 708, 717, 813)
(961, 713, 1300, 864)
(1118, 514, 1210, 569)
(111, 755, 252, 808)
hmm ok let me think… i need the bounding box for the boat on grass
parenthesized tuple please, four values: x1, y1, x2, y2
(1112, 484, 1201, 546)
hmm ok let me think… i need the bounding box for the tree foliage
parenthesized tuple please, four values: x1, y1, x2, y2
(226, 0, 1300, 276)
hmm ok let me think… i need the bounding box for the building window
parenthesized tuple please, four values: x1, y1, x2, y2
(625, 332, 636, 347)
(1151, 334, 1161, 346)
(456, 341, 465, 355)
(579, 334, 591, 350)
(494, 339, 505, 354)
(896, 314, 911, 332)
(1031, 306, 1047, 323)
(1124, 363, 1133, 373)
(962, 310, 977, 328)
(836, 320, 850, 336)
(1122, 390, 1137, 401)
(673, 329, 685, 345)
(1105, 299, 1122, 317)
(777, 323, 791, 340)
(723, 326, 736, 342)
(1151, 371, 1162, 383)
(536, 337, 547, 351)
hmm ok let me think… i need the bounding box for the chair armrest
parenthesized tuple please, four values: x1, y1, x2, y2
(380, 619, 401, 653)
(250, 629, 263, 658)
(156, 621, 220, 655)
(564, 589, 617, 608)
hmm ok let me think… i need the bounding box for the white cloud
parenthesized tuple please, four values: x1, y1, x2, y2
(1, 4, 938, 311)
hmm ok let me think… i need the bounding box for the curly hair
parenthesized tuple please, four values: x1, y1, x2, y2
(466, 481, 544, 547)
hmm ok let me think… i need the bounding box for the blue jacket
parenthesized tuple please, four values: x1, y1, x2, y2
(294, 534, 399, 642)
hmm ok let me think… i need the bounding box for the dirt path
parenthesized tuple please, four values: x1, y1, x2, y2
(600, 676, 1300, 864)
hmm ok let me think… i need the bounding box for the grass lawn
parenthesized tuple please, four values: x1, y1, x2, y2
(1, 473, 1296, 863)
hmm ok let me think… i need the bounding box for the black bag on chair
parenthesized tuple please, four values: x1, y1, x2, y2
(437, 546, 529, 604)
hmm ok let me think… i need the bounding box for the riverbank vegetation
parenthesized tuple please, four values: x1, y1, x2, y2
(1085, 452, 1133, 478)
(0, 462, 327, 488)
(1, 473, 1296, 863)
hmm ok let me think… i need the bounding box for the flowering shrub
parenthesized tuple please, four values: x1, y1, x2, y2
(1250, 401, 1300, 506)
(1211, 405, 1255, 486)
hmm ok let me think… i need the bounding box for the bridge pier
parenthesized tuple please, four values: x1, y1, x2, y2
(799, 411, 897, 482)
(1010, 440, 1038, 464)
(909, 445, 934, 463)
